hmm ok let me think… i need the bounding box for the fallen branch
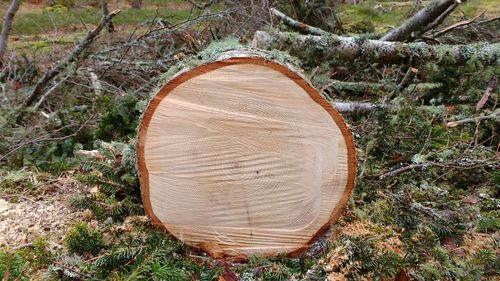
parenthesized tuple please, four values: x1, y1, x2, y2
(0, 0, 21, 66)
(252, 31, 500, 65)
(434, 11, 485, 38)
(446, 111, 499, 128)
(331, 101, 381, 113)
(385, 192, 449, 220)
(381, 0, 459, 42)
(475, 15, 500, 25)
(32, 76, 70, 110)
(422, 1, 459, 33)
(12, 243, 34, 251)
(270, 8, 330, 36)
(398, 67, 419, 89)
(22, 9, 121, 107)
(376, 159, 497, 178)
(323, 80, 443, 96)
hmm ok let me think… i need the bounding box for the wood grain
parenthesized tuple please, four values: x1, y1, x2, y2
(137, 57, 355, 258)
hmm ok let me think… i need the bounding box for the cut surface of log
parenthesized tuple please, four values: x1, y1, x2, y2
(137, 56, 355, 258)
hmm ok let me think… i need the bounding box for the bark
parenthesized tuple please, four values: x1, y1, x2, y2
(100, 0, 115, 33)
(252, 31, 500, 66)
(130, 0, 142, 9)
(380, 0, 458, 42)
(0, 0, 21, 66)
(422, 2, 459, 33)
(23, 10, 121, 107)
(331, 101, 380, 113)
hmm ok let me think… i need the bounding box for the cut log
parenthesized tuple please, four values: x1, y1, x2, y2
(137, 51, 356, 258)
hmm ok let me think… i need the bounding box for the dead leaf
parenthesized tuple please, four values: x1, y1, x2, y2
(218, 267, 238, 281)
(394, 268, 409, 281)
(462, 194, 480, 205)
(441, 237, 464, 256)
(476, 77, 497, 111)
(12, 80, 22, 93)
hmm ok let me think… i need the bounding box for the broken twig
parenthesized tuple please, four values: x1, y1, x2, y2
(434, 11, 485, 38)
(270, 8, 330, 36)
(446, 111, 499, 128)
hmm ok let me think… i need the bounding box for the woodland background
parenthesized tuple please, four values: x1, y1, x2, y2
(0, 0, 498, 280)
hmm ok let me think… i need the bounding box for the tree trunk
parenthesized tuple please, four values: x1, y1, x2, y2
(130, 0, 142, 9)
(0, 0, 21, 67)
(100, 0, 115, 33)
(252, 31, 500, 66)
(380, 0, 458, 42)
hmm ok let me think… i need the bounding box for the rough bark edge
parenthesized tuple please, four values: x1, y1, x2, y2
(136, 54, 356, 259)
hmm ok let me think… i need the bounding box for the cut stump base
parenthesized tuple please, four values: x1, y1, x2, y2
(137, 53, 355, 258)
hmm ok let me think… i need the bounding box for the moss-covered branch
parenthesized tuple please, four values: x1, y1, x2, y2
(324, 81, 443, 96)
(252, 31, 500, 66)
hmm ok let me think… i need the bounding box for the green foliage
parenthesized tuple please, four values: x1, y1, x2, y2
(18, 237, 53, 268)
(0, 169, 34, 193)
(95, 95, 141, 141)
(346, 19, 375, 33)
(9, 7, 192, 36)
(0, 250, 29, 281)
(90, 231, 192, 280)
(72, 141, 142, 221)
(476, 214, 500, 233)
(65, 222, 105, 256)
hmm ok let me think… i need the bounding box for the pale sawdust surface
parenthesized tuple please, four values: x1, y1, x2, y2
(0, 177, 84, 251)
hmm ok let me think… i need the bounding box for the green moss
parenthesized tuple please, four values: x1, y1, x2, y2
(346, 19, 375, 33)
(199, 37, 243, 61)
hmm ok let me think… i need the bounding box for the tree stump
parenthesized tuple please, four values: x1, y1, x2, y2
(137, 51, 355, 258)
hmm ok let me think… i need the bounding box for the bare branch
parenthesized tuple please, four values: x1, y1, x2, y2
(377, 159, 497, 179)
(0, 0, 21, 66)
(270, 8, 330, 36)
(23, 9, 121, 107)
(433, 11, 485, 38)
(100, 0, 115, 33)
(446, 111, 499, 128)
